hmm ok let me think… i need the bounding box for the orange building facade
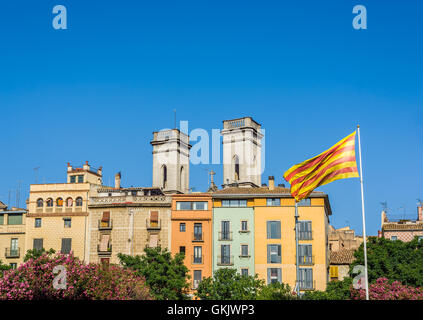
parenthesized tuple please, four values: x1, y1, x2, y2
(171, 193, 213, 293)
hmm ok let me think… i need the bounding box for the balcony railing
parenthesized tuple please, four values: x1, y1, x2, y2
(98, 219, 113, 230)
(5, 248, 20, 258)
(192, 255, 203, 265)
(299, 280, 315, 291)
(146, 219, 161, 230)
(97, 243, 112, 253)
(192, 232, 203, 242)
(217, 255, 234, 266)
(218, 231, 233, 241)
(298, 255, 315, 266)
(299, 231, 313, 240)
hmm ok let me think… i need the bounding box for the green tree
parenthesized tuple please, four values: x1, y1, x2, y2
(24, 248, 56, 262)
(351, 237, 423, 287)
(0, 259, 11, 277)
(195, 268, 264, 300)
(118, 246, 190, 300)
(257, 282, 297, 300)
(303, 277, 353, 300)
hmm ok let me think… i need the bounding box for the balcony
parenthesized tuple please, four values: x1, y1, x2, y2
(98, 219, 113, 230)
(217, 255, 234, 266)
(299, 231, 313, 240)
(146, 219, 161, 230)
(192, 232, 203, 242)
(97, 243, 112, 254)
(192, 255, 203, 265)
(5, 248, 20, 258)
(218, 231, 233, 241)
(298, 255, 315, 266)
(299, 280, 315, 291)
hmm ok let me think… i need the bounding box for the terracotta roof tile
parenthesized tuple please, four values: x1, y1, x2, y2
(383, 223, 423, 231)
(330, 249, 355, 264)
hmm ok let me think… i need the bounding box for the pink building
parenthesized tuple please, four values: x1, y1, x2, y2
(380, 204, 423, 242)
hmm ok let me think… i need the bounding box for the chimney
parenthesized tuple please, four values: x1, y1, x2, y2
(381, 210, 388, 228)
(67, 162, 72, 172)
(83, 161, 90, 171)
(115, 172, 121, 189)
(378, 230, 382, 238)
(97, 166, 103, 176)
(418, 205, 423, 222)
(268, 176, 275, 190)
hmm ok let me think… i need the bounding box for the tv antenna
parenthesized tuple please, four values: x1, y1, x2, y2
(33, 167, 40, 184)
(380, 201, 388, 212)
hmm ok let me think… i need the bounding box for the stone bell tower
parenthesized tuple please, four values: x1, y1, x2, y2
(221, 117, 263, 188)
(151, 129, 191, 194)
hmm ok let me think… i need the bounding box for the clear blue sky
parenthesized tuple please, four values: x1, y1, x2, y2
(0, 1, 422, 236)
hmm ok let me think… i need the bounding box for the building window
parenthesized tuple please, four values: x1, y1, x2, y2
(193, 246, 202, 264)
(299, 268, 313, 290)
(267, 244, 282, 263)
(176, 202, 208, 210)
(298, 199, 311, 206)
(267, 221, 281, 239)
(193, 270, 202, 289)
(241, 244, 249, 257)
(64, 218, 72, 228)
(61, 238, 72, 254)
(36, 198, 43, 207)
(391, 236, 398, 240)
(222, 199, 247, 207)
(299, 244, 313, 265)
(7, 214, 22, 225)
(77, 175, 84, 183)
(241, 268, 249, 277)
(329, 266, 339, 281)
(10, 263, 17, 269)
(46, 198, 53, 207)
(299, 221, 312, 240)
(241, 220, 248, 232)
(162, 165, 167, 188)
(220, 244, 231, 264)
(267, 268, 282, 284)
(33, 238, 43, 251)
(194, 223, 203, 241)
(266, 198, 281, 206)
(220, 221, 231, 240)
(10, 238, 18, 257)
(179, 246, 186, 255)
(35, 218, 42, 228)
(179, 223, 186, 232)
(75, 197, 83, 207)
(56, 198, 63, 207)
(233, 155, 240, 181)
(70, 176, 76, 183)
(66, 198, 73, 207)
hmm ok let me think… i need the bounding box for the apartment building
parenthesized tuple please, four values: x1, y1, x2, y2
(0, 202, 27, 268)
(171, 193, 213, 292)
(380, 204, 423, 242)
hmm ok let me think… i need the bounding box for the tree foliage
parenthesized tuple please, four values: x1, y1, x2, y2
(24, 248, 56, 262)
(118, 246, 190, 300)
(0, 260, 11, 277)
(195, 268, 297, 300)
(351, 237, 423, 287)
(303, 277, 353, 300)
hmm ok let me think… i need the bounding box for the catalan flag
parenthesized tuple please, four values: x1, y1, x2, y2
(284, 131, 359, 202)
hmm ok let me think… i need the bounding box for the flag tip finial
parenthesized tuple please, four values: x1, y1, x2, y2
(357, 124, 360, 128)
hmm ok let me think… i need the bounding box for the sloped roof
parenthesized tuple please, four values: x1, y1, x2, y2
(330, 249, 355, 265)
(0, 201, 7, 210)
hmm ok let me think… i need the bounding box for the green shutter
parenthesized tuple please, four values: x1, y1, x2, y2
(0, 215, 4, 225)
(8, 214, 22, 225)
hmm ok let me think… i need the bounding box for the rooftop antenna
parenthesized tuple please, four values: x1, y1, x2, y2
(8, 190, 11, 207)
(16, 180, 21, 208)
(174, 109, 177, 129)
(380, 201, 388, 212)
(33, 167, 40, 184)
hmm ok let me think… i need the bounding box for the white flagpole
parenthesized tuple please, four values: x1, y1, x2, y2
(357, 125, 369, 300)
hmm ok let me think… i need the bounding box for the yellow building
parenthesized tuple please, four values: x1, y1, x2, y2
(0, 201, 27, 268)
(25, 162, 104, 262)
(213, 176, 332, 292)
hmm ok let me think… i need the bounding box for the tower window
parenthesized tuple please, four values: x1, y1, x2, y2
(162, 165, 167, 188)
(233, 155, 240, 181)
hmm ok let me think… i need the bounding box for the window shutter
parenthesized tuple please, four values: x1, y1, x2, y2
(266, 221, 271, 239)
(150, 211, 159, 222)
(61, 238, 71, 254)
(277, 245, 281, 263)
(101, 211, 110, 222)
(277, 268, 282, 283)
(276, 221, 281, 239)
(267, 245, 271, 263)
(307, 221, 312, 232)
(267, 268, 271, 284)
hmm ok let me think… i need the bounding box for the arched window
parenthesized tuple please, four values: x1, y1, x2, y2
(56, 198, 63, 207)
(46, 198, 53, 207)
(36, 198, 43, 208)
(162, 165, 167, 188)
(66, 198, 73, 207)
(233, 155, 240, 181)
(180, 166, 185, 192)
(76, 197, 83, 207)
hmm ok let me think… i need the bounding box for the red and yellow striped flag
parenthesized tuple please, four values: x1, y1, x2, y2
(283, 131, 359, 202)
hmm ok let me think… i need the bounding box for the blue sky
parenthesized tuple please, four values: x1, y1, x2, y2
(0, 1, 422, 236)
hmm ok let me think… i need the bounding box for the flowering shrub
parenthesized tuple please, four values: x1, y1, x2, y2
(0, 252, 152, 300)
(351, 278, 423, 300)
